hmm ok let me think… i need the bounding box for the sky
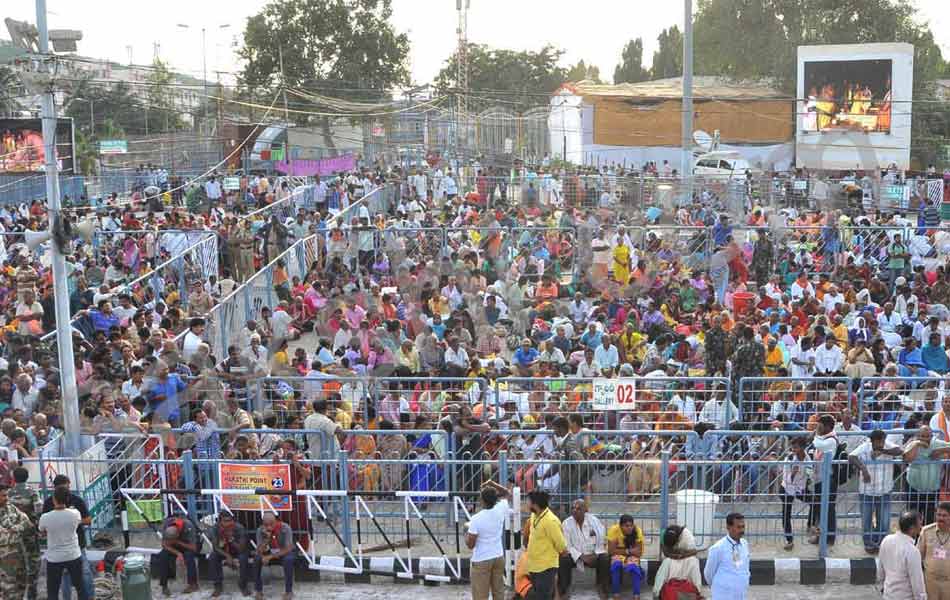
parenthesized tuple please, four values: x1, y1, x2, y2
(4, 0, 950, 87)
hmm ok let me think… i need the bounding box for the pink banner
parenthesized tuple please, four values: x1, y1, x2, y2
(274, 154, 357, 176)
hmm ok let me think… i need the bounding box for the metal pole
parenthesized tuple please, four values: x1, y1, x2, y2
(681, 0, 694, 204)
(202, 27, 208, 131)
(36, 0, 81, 455)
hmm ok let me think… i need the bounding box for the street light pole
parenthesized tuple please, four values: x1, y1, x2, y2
(202, 27, 207, 130)
(36, 0, 82, 455)
(681, 0, 694, 203)
(178, 23, 229, 135)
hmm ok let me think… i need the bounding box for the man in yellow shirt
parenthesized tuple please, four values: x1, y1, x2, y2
(525, 490, 566, 599)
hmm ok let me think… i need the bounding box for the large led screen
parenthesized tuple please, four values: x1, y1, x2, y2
(802, 59, 893, 134)
(0, 118, 75, 174)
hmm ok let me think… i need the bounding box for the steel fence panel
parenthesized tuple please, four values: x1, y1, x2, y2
(738, 377, 854, 427)
(642, 225, 713, 272)
(54, 429, 939, 560)
(857, 376, 944, 429)
(496, 377, 730, 431)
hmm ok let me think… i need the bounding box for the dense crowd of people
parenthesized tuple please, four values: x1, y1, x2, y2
(2, 157, 950, 598)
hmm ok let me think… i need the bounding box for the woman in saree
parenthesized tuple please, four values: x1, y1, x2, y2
(613, 242, 631, 286)
(343, 424, 380, 492)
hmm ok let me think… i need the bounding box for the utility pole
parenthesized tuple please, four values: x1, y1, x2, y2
(681, 0, 694, 203)
(202, 27, 208, 133)
(35, 0, 81, 455)
(455, 0, 469, 161)
(278, 44, 290, 171)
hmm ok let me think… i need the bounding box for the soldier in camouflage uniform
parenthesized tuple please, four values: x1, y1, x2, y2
(0, 482, 34, 600)
(9, 468, 40, 600)
(731, 325, 765, 411)
(704, 315, 729, 376)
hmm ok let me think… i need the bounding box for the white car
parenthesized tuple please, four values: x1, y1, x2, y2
(693, 152, 756, 179)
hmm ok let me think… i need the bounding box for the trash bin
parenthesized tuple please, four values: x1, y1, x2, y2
(674, 489, 719, 543)
(732, 291, 755, 316)
(119, 553, 152, 600)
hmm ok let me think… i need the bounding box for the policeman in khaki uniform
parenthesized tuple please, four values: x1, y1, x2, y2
(919, 501, 950, 600)
(8, 467, 40, 600)
(0, 482, 34, 599)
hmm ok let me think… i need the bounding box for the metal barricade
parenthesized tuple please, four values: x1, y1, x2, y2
(738, 377, 854, 428)
(53, 427, 938, 562)
(496, 377, 730, 431)
(857, 376, 945, 429)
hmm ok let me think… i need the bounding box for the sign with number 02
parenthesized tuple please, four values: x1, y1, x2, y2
(592, 378, 638, 410)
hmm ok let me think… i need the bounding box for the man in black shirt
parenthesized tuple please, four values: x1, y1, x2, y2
(209, 513, 250, 597)
(158, 514, 200, 596)
(41, 475, 93, 600)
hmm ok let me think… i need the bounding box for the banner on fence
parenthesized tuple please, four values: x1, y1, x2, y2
(27, 439, 108, 489)
(592, 378, 638, 410)
(218, 463, 292, 511)
(274, 154, 357, 177)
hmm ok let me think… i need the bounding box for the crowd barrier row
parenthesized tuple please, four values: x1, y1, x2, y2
(25, 426, 945, 563)
(181, 374, 947, 434)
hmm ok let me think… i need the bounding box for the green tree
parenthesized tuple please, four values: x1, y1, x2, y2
(613, 38, 649, 84)
(435, 44, 566, 111)
(239, 0, 410, 151)
(64, 78, 143, 136)
(650, 26, 683, 80)
(566, 60, 602, 83)
(0, 66, 22, 116)
(146, 58, 185, 132)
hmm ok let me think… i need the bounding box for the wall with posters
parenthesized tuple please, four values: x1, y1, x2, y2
(796, 43, 914, 171)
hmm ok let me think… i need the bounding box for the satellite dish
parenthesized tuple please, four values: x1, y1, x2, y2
(693, 130, 713, 150)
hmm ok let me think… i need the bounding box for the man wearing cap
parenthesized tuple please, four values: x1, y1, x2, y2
(158, 514, 200, 595)
(898, 337, 928, 378)
(253, 511, 295, 600)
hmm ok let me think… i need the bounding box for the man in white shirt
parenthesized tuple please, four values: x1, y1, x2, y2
(593, 336, 620, 371)
(790, 276, 815, 301)
(814, 336, 845, 375)
(568, 293, 591, 325)
(699, 394, 739, 429)
(270, 302, 296, 345)
(558, 499, 609, 598)
(303, 400, 341, 460)
(789, 337, 816, 378)
(877, 512, 927, 600)
(808, 415, 840, 544)
(466, 481, 509, 600)
(12, 373, 39, 418)
(848, 429, 903, 554)
(575, 349, 602, 379)
(181, 317, 205, 364)
(822, 286, 845, 314)
(39, 486, 85, 600)
(444, 337, 470, 373)
(204, 177, 222, 202)
(877, 302, 903, 333)
(15, 289, 44, 337)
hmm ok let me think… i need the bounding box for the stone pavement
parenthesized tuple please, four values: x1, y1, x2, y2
(143, 581, 882, 599)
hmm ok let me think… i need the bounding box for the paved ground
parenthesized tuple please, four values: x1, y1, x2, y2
(145, 581, 882, 599)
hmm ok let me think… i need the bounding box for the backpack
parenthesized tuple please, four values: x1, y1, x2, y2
(660, 577, 702, 600)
